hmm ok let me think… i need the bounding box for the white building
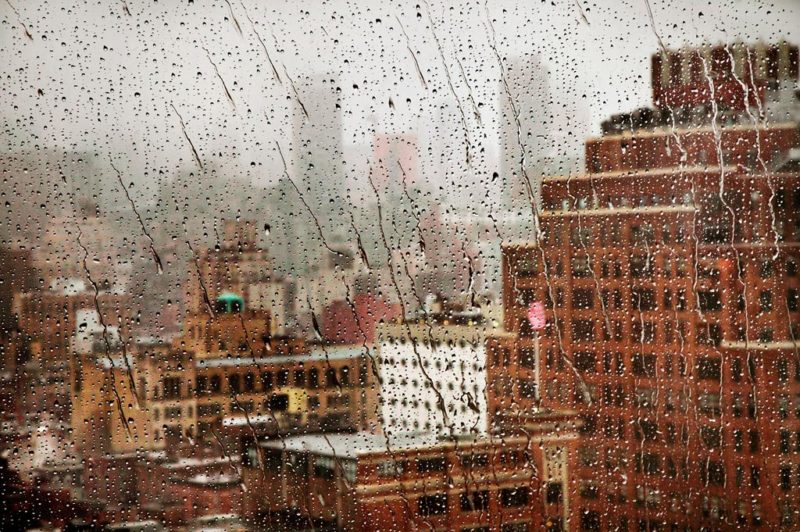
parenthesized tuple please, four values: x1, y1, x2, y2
(375, 313, 510, 437)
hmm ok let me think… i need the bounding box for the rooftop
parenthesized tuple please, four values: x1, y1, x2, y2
(260, 431, 442, 459)
(196, 344, 370, 368)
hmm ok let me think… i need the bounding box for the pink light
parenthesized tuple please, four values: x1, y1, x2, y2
(527, 301, 546, 330)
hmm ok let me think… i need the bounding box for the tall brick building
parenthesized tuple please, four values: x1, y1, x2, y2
(495, 42, 800, 530)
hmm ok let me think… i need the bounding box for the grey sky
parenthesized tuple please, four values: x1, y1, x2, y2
(1, 0, 798, 199)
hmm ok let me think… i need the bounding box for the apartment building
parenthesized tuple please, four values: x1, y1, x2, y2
(494, 42, 800, 530)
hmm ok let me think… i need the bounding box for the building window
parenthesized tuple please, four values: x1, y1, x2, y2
(376, 459, 405, 477)
(580, 511, 601, 531)
(697, 357, 722, 380)
(698, 290, 722, 311)
(162, 376, 181, 399)
(260, 371, 273, 390)
(460, 490, 489, 512)
(417, 457, 447, 473)
(571, 256, 592, 278)
(545, 482, 563, 504)
(244, 372, 255, 392)
(759, 290, 773, 311)
(210, 375, 222, 394)
(277, 369, 290, 387)
(632, 353, 656, 377)
(788, 288, 799, 311)
(228, 374, 241, 394)
(571, 319, 595, 342)
(195, 375, 208, 395)
(500, 487, 531, 507)
(572, 288, 594, 309)
(418, 494, 448, 516)
(574, 352, 596, 373)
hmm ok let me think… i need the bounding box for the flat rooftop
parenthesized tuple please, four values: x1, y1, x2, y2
(197, 345, 370, 368)
(260, 431, 444, 459)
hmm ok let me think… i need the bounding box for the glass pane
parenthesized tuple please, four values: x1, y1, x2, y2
(1, 1, 798, 530)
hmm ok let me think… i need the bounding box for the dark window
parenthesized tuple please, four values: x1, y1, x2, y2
(514, 255, 538, 277)
(326, 367, 338, 387)
(260, 371, 273, 390)
(697, 357, 722, 380)
(210, 375, 222, 394)
(574, 352, 596, 373)
(700, 426, 722, 448)
(459, 453, 489, 468)
(546, 482, 563, 504)
(267, 393, 289, 411)
(417, 457, 447, 473)
(244, 372, 255, 392)
(780, 467, 791, 491)
(227, 374, 240, 394)
(749, 429, 760, 452)
(262, 448, 282, 472)
(780, 430, 790, 453)
(632, 353, 656, 377)
(759, 290, 773, 311)
(519, 379, 537, 399)
(460, 490, 489, 512)
(698, 291, 722, 311)
(631, 288, 656, 311)
(760, 259, 774, 278)
(787, 258, 798, 277)
(163, 376, 181, 399)
(277, 369, 289, 387)
(581, 510, 601, 531)
(418, 494, 448, 516)
(572, 288, 594, 309)
(572, 319, 595, 342)
(195, 375, 207, 395)
(788, 288, 799, 311)
(701, 460, 725, 486)
(520, 347, 536, 369)
(500, 487, 531, 507)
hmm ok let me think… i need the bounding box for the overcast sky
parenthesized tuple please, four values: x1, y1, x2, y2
(1, 0, 798, 198)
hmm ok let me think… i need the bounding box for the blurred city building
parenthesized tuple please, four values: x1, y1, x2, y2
(497, 41, 800, 530)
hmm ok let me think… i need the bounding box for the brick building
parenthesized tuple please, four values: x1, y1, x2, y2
(71, 293, 379, 455)
(320, 293, 401, 345)
(250, 415, 578, 531)
(496, 42, 800, 530)
(239, 303, 580, 531)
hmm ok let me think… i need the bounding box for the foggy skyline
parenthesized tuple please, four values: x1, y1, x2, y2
(2, 0, 798, 203)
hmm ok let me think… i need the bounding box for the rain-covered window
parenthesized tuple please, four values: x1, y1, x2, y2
(1, 1, 800, 531)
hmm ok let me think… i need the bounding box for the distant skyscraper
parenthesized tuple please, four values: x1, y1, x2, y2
(288, 74, 345, 272)
(498, 54, 553, 212)
(292, 73, 344, 213)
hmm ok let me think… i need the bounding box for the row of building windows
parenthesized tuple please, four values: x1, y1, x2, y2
(521, 314, 787, 347)
(158, 365, 357, 399)
(374, 450, 526, 479)
(512, 250, 799, 281)
(154, 390, 359, 422)
(522, 345, 800, 394)
(416, 486, 536, 517)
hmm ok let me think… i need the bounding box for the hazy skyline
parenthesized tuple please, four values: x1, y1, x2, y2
(1, 0, 798, 204)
